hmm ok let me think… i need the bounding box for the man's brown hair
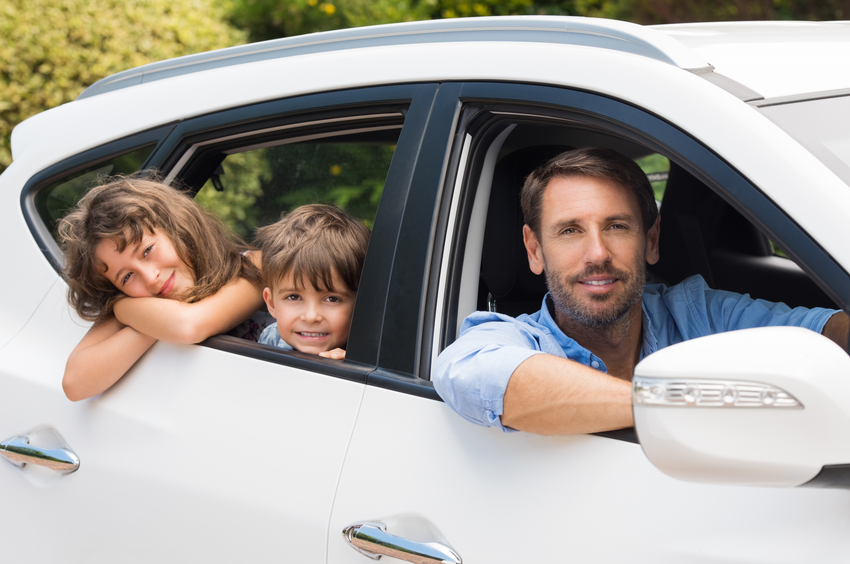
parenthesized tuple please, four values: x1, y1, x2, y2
(520, 147, 659, 237)
(58, 177, 260, 323)
(255, 204, 370, 294)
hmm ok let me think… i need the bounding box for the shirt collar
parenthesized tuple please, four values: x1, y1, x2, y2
(537, 292, 659, 364)
(640, 300, 658, 360)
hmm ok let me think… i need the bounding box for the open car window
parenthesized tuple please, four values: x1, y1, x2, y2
(192, 129, 399, 239)
(430, 99, 841, 371)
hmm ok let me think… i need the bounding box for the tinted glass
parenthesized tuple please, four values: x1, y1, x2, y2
(195, 133, 398, 238)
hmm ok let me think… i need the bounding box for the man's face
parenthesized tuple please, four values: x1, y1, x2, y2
(523, 175, 660, 328)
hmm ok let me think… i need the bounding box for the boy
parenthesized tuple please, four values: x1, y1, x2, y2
(256, 204, 370, 359)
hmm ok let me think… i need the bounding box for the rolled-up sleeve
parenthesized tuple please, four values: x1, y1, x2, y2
(647, 275, 840, 345)
(434, 315, 546, 432)
(688, 276, 840, 335)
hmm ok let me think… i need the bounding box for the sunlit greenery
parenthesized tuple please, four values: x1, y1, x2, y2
(227, 0, 848, 42)
(0, 0, 246, 174)
(635, 153, 670, 202)
(195, 150, 271, 239)
(195, 143, 395, 238)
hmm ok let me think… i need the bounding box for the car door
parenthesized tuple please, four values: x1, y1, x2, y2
(0, 84, 439, 563)
(329, 83, 850, 563)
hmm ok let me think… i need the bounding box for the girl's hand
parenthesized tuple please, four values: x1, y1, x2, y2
(319, 348, 346, 360)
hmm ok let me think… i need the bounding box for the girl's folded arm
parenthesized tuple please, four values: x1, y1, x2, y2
(63, 317, 157, 401)
(113, 277, 264, 345)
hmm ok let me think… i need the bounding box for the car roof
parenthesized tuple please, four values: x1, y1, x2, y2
(76, 17, 850, 104)
(653, 21, 850, 100)
(76, 16, 710, 100)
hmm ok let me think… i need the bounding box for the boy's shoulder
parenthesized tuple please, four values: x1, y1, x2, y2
(258, 322, 294, 350)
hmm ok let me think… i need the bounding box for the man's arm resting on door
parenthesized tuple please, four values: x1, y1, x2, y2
(501, 353, 634, 436)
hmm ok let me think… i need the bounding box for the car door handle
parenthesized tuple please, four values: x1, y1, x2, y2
(343, 521, 462, 564)
(1, 433, 80, 474)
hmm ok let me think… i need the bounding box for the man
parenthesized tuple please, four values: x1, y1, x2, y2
(434, 147, 848, 435)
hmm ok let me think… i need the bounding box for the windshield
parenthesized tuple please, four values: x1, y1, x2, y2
(759, 94, 850, 188)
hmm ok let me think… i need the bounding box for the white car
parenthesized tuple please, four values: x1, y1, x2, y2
(3, 16, 850, 563)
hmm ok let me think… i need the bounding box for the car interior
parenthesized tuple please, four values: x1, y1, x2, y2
(450, 118, 838, 345)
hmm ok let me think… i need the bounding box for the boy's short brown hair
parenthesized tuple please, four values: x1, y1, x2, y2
(255, 204, 371, 293)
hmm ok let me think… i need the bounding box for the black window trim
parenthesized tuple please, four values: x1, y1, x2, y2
(21, 84, 448, 389)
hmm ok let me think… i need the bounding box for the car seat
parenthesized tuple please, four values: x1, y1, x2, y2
(480, 145, 571, 317)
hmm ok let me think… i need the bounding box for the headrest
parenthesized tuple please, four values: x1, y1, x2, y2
(481, 146, 572, 308)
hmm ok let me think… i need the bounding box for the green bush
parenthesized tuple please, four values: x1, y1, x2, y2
(228, 0, 598, 42)
(0, 0, 247, 173)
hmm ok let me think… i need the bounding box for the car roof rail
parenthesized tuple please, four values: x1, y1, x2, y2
(77, 16, 710, 100)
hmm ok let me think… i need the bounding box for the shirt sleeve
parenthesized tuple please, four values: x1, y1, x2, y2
(258, 323, 294, 350)
(433, 316, 545, 432)
(687, 276, 839, 335)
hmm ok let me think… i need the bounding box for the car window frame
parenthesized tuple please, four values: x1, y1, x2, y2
(422, 82, 850, 384)
(21, 84, 448, 387)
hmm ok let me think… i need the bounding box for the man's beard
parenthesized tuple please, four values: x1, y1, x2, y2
(546, 262, 645, 329)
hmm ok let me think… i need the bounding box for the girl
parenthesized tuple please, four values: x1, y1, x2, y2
(59, 177, 264, 401)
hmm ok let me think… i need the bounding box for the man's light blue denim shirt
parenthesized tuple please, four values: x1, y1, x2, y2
(433, 275, 838, 432)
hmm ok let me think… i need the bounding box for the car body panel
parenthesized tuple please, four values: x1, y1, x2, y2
(331, 386, 850, 563)
(656, 21, 850, 99)
(0, 282, 364, 561)
(0, 162, 62, 351)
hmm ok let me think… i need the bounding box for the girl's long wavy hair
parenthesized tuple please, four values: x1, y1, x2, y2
(58, 176, 261, 323)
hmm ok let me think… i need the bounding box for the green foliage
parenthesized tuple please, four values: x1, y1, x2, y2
(635, 153, 669, 202)
(229, 0, 850, 43)
(619, 0, 849, 24)
(195, 150, 271, 239)
(195, 143, 395, 237)
(261, 143, 394, 228)
(229, 0, 607, 41)
(0, 0, 247, 174)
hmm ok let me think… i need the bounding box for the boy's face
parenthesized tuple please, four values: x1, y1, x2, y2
(262, 271, 355, 355)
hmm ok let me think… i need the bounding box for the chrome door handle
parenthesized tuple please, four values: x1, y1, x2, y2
(1, 434, 80, 474)
(343, 521, 462, 564)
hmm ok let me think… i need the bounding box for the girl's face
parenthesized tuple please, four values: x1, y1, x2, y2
(95, 229, 194, 299)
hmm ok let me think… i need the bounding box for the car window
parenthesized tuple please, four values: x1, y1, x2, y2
(433, 103, 839, 359)
(635, 153, 669, 204)
(194, 137, 396, 239)
(155, 109, 407, 361)
(34, 144, 156, 242)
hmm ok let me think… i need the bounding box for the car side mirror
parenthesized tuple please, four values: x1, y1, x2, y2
(633, 326, 850, 489)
